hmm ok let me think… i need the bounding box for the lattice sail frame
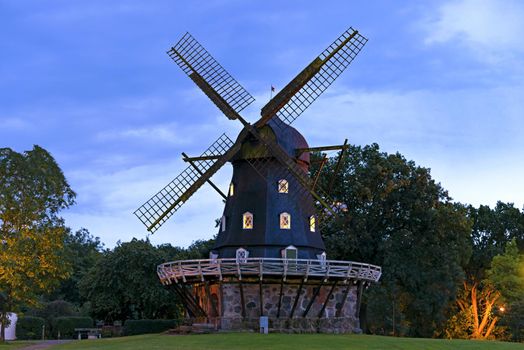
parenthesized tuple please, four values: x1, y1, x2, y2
(135, 27, 366, 233)
(168, 32, 255, 114)
(269, 27, 367, 127)
(246, 27, 368, 230)
(134, 133, 234, 233)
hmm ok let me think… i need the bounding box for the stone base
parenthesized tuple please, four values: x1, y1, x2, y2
(220, 317, 360, 334)
(189, 280, 361, 333)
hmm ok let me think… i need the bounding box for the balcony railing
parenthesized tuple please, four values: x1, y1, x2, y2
(157, 257, 381, 285)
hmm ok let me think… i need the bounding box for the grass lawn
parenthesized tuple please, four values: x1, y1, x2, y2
(0, 342, 32, 349)
(50, 333, 524, 350)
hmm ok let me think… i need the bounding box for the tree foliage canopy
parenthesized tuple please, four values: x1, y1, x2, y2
(312, 143, 471, 337)
(80, 239, 181, 321)
(0, 146, 75, 340)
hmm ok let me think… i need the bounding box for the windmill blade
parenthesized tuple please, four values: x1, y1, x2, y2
(257, 27, 367, 127)
(134, 133, 240, 233)
(167, 32, 255, 120)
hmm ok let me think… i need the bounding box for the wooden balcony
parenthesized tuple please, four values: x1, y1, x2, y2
(157, 258, 381, 285)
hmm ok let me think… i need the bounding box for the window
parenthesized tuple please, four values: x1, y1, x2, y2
(220, 216, 226, 232)
(281, 245, 297, 260)
(280, 212, 291, 229)
(209, 252, 219, 264)
(243, 212, 253, 229)
(278, 179, 289, 193)
(309, 215, 316, 232)
(317, 251, 327, 267)
(236, 248, 249, 263)
(229, 183, 235, 196)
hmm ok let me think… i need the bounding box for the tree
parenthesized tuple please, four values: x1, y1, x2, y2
(485, 238, 524, 341)
(466, 202, 524, 280)
(80, 239, 181, 322)
(313, 144, 471, 337)
(51, 228, 104, 305)
(444, 281, 502, 340)
(0, 146, 75, 341)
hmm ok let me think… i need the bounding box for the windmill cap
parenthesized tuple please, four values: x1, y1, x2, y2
(234, 117, 310, 164)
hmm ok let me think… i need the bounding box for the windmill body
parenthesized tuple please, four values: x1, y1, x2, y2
(214, 118, 325, 260)
(135, 27, 382, 333)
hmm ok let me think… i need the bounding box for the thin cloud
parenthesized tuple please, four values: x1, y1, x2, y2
(0, 117, 32, 131)
(421, 0, 524, 63)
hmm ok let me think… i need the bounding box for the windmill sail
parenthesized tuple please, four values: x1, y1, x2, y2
(168, 32, 255, 119)
(258, 27, 367, 127)
(134, 133, 237, 233)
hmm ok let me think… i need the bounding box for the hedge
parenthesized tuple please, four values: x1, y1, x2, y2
(16, 316, 45, 340)
(123, 319, 179, 336)
(51, 316, 93, 339)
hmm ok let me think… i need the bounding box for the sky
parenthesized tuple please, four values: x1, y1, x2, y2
(1, 0, 523, 248)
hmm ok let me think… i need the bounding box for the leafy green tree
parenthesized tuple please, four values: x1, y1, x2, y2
(51, 228, 104, 305)
(467, 202, 524, 280)
(313, 144, 471, 337)
(485, 238, 524, 341)
(0, 146, 75, 341)
(80, 239, 181, 322)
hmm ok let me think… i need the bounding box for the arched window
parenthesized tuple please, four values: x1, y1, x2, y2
(221, 215, 226, 232)
(317, 251, 327, 267)
(236, 247, 249, 263)
(243, 212, 253, 229)
(209, 251, 219, 263)
(229, 183, 235, 196)
(280, 212, 291, 229)
(278, 179, 289, 193)
(309, 215, 316, 232)
(281, 245, 297, 260)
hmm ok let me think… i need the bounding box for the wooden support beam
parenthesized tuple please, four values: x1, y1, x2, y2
(182, 152, 227, 200)
(302, 280, 324, 318)
(318, 281, 338, 319)
(356, 281, 365, 319)
(312, 154, 328, 191)
(219, 281, 224, 317)
(183, 285, 208, 319)
(205, 281, 218, 318)
(289, 279, 304, 319)
(176, 284, 204, 319)
(335, 282, 352, 317)
(239, 280, 246, 319)
(259, 280, 264, 316)
(182, 154, 222, 162)
(327, 139, 348, 193)
(276, 279, 284, 319)
(296, 143, 349, 156)
(169, 284, 196, 318)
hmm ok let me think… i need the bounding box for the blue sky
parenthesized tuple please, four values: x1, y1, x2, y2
(1, 0, 523, 248)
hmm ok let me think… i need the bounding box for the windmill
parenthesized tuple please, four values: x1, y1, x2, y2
(135, 27, 381, 333)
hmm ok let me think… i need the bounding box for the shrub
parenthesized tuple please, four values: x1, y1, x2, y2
(51, 316, 93, 339)
(123, 319, 179, 336)
(16, 316, 45, 340)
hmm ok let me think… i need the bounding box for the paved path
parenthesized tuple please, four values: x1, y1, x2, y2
(19, 340, 72, 350)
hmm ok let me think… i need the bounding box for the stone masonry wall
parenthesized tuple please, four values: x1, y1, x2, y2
(214, 281, 360, 333)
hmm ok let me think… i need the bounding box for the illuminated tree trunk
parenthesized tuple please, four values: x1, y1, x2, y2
(457, 282, 500, 340)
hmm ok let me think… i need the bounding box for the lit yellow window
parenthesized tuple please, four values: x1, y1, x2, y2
(229, 183, 235, 196)
(280, 212, 291, 229)
(278, 179, 289, 193)
(309, 215, 316, 232)
(243, 212, 253, 229)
